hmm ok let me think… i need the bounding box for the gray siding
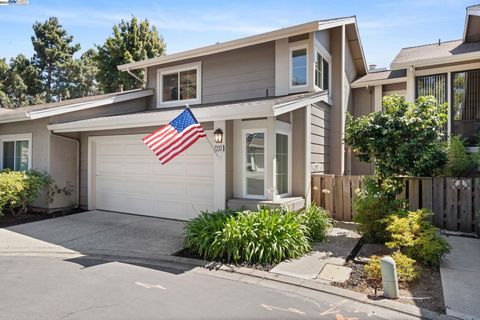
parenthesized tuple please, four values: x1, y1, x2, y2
(351, 87, 374, 175)
(146, 42, 276, 108)
(311, 102, 330, 173)
(315, 30, 331, 52)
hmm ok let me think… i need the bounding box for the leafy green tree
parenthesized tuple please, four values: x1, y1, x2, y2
(67, 49, 99, 98)
(31, 17, 80, 102)
(96, 16, 166, 93)
(345, 95, 448, 177)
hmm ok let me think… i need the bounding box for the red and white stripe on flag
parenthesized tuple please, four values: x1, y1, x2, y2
(142, 108, 206, 165)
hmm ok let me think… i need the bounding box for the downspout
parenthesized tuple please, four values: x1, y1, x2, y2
(48, 132, 80, 209)
(126, 68, 146, 89)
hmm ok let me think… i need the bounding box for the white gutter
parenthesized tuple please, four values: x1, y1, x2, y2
(117, 18, 356, 71)
(391, 51, 480, 70)
(0, 112, 29, 123)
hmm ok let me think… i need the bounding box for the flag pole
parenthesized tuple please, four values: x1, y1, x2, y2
(185, 105, 221, 159)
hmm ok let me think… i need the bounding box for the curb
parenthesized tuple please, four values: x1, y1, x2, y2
(0, 250, 206, 270)
(200, 265, 458, 320)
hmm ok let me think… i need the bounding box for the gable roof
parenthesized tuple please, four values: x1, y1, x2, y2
(0, 89, 153, 124)
(390, 39, 480, 69)
(117, 17, 367, 75)
(47, 92, 328, 133)
(464, 4, 480, 43)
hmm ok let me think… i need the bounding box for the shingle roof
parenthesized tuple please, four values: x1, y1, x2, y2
(352, 69, 406, 86)
(48, 92, 329, 133)
(0, 89, 147, 116)
(391, 39, 480, 67)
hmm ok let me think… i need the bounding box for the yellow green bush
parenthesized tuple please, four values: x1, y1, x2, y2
(365, 251, 419, 284)
(385, 209, 451, 267)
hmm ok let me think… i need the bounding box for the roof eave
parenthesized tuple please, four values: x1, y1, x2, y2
(0, 89, 154, 124)
(390, 51, 480, 70)
(351, 77, 407, 88)
(48, 93, 329, 133)
(0, 112, 29, 124)
(117, 18, 356, 71)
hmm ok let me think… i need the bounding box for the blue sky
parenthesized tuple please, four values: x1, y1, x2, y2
(0, 0, 477, 68)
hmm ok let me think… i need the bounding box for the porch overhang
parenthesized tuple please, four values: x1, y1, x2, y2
(47, 92, 328, 133)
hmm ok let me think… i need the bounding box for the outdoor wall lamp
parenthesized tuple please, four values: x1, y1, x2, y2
(214, 128, 223, 144)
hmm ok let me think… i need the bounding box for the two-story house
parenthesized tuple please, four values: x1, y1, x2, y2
(0, 16, 367, 219)
(351, 4, 480, 175)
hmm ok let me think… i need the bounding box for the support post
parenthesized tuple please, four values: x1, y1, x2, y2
(381, 256, 399, 299)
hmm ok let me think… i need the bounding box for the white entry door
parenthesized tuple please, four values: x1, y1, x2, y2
(91, 133, 214, 220)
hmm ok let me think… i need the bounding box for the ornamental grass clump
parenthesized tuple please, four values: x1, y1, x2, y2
(184, 208, 312, 265)
(299, 204, 333, 242)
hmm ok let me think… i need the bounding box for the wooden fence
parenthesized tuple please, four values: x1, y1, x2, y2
(311, 174, 480, 233)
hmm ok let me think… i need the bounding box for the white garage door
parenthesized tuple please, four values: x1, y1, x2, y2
(93, 133, 214, 220)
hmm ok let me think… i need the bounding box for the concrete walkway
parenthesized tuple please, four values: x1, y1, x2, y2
(440, 235, 480, 320)
(271, 222, 361, 283)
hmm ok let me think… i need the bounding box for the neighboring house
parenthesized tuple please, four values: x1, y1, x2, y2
(351, 4, 480, 175)
(0, 17, 368, 219)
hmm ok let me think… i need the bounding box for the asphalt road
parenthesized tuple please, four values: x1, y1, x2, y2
(0, 255, 420, 320)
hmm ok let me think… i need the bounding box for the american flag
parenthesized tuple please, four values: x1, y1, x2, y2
(143, 108, 206, 165)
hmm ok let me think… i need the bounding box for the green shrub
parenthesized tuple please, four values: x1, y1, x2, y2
(353, 177, 406, 243)
(0, 169, 61, 217)
(184, 209, 234, 259)
(299, 204, 333, 242)
(385, 209, 451, 267)
(443, 136, 479, 177)
(184, 208, 311, 265)
(365, 251, 419, 284)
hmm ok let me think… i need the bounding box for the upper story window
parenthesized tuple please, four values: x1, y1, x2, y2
(0, 133, 32, 171)
(290, 47, 307, 88)
(315, 51, 330, 91)
(157, 62, 201, 108)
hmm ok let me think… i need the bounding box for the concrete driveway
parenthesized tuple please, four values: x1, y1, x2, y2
(0, 210, 186, 261)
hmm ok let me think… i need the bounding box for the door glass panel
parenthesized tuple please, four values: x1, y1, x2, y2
(15, 140, 29, 171)
(291, 49, 307, 86)
(276, 134, 289, 195)
(245, 132, 265, 196)
(2, 141, 14, 170)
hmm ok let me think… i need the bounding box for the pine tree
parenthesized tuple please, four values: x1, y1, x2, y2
(96, 16, 165, 93)
(0, 58, 13, 108)
(31, 17, 80, 102)
(68, 49, 99, 98)
(7, 54, 44, 107)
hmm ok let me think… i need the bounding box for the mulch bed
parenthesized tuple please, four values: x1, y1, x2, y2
(334, 260, 445, 313)
(0, 208, 86, 228)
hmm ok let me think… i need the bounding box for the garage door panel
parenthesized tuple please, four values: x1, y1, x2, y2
(93, 133, 214, 219)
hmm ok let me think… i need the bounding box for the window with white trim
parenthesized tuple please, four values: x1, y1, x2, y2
(0, 134, 32, 171)
(244, 130, 266, 199)
(158, 62, 201, 107)
(290, 47, 307, 87)
(315, 50, 330, 91)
